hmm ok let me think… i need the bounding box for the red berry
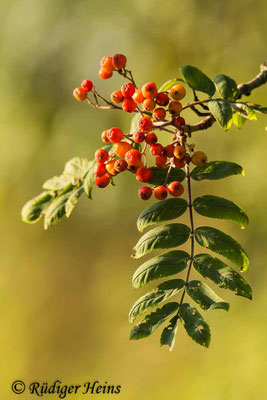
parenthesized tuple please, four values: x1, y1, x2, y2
(125, 149, 142, 166)
(142, 82, 158, 99)
(73, 87, 87, 101)
(133, 89, 145, 104)
(173, 158, 185, 168)
(162, 144, 174, 158)
(114, 159, 127, 173)
(111, 90, 124, 104)
(122, 97, 137, 113)
(145, 132, 158, 145)
(154, 186, 168, 200)
(121, 82, 135, 98)
(99, 68, 113, 79)
(107, 127, 124, 143)
(95, 175, 110, 188)
(152, 107, 166, 121)
(150, 143, 164, 156)
(168, 181, 184, 197)
(81, 79, 93, 92)
(101, 130, 110, 143)
(100, 56, 115, 73)
(138, 186, 153, 200)
(155, 154, 167, 167)
(156, 92, 169, 106)
(138, 117, 153, 132)
(143, 98, 156, 111)
(112, 54, 127, 69)
(136, 167, 153, 182)
(95, 148, 109, 163)
(175, 116, 186, 127)
(133, 131, 145, 143)
(94, 162, 107, 177)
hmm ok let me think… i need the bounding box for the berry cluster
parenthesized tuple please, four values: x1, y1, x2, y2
(73, 54, 208, 201)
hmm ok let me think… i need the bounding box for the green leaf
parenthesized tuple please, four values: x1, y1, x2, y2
(193, 254, 252, 300)
(160, 315, 178, 351)
(132, 250, 190, 289)
(213, 74, 239, 100)
(130, 302, 179, 340)
(137, 198, 188, 232)
(232, 112, 246, 129)
(246, 103, 267, 114)
(158, 78, 185, 92)
(21, 192, 53, 224)
(83, 161, 95, 199)
(187, 281, 229, 311)
(129, 279, 185, 322)
(231, 102, 257, 120)
(191, 161, 243, 181)
(150, 167, 185, 186)
(208, 99, 233, 130)
(179, 303, 211, 347)
(180, 65, 216, 96)
(132, 224, 190, 259)
(193, 195, 249, 228)
(63, 157, 92, 182)
(65, 187, 84, 217)
(43, 175, 73, 192)
(195, 226, 249, 271)
(130, 113, 141, 135)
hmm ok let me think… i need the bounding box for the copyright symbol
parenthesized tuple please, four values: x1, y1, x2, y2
(11, 380, 25, 394)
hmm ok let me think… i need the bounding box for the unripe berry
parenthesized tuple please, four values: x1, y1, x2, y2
(94, 162, 107, 177)
(152, 107, 166, 121)
(99, 68, 113, 79)
(143, 98, 156, 111)
(100, 56, 115, 73)
(142, 82, 158, 99)
(115, 141, 132, 157)
(111, 90, 124, 104)
(125, 149, 142, 166)
(174, 145, 186, 159)
(138, 186, 153, 200)
(122, 97, 137, 113)
(81, 79, 93, 92)
(156, 92, 169, 106)
(168, 181, 184, 197)
(133, 89, 145, 104)
(162, 144, 174, 158)
(154, 186, 168, 200)
(170, 84, 186, 100)
(150, 143, 164, 156)
(112, 54, 127, 69)
(121, 82, 135, 98)
(133, 131, 145, 143)
(136, 167, 153, 183)
(107, 127, 124, 143)
(191, 151, 208, 166)
(73, 87, 87, 101)
(114, 159, 127, 173)
(176, 116, 186, 127)
(95, 174, 110, 188)
(101, 130, 110, 143)
(139, 117, 153, 132)
(105, 160, 117, 176)
(155, 154, 167, 167)
(145, 132, 158, 145)
(95, 148, 109, 163)
(169, 100, 183, 115)
(173, 158, 185, 168)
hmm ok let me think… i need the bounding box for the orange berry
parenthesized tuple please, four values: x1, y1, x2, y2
(170, 84, 186, 100)
(169, 101, 183, 115)
(95, 175, 110, 188)
(191, 151, 208, 166)
(152, 107, 166, 121)
(122, 97, 137, 113)
(156, 92, 169, 106)
(155, 154, 167, 167)
(115, 141, 132, 157)
(138, 186, 153, 200)
(174, 145, 186, 159)
(154, 186, 168, 200)
(121, 82, 135, 98)
(105, 160, 117, 176)
(107, 127, 124, 143)
(73, 87, 87, 101)
(136, 167, 153, 183)
(150, 143, 164, 156)
(111, 90, 124, 104)
(168, 181, 184, 197)
(162, 144, 174, 158)
(95, 148, 109, 163)
(101, 130, 110, 144)
(142, 82, 158, 99)
(143, 98, 156, 112)
(94, 162, 107, 177)
(133, 89, 145, 104)
(112, 54, 127, 69)
(114, 159, 127, 173)
(99, 68, 113, 79)
(125, 149, 142, 166)
(100, 56, 115, 73)
(81, 79, 93, 92)
(173, 158, 185, 168)
(145, 132, 158, 145)
(133, 131, 145, 143)
(138, 117, 153, 132)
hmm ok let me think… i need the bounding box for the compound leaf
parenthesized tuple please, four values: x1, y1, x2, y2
(21, 191, 53, 224)
(187, 281, 229, 311)
(180, 65, 216, 96)
(83, 161, 96, 199)
(160, 315, 178, 351)
(43, 175, 73, 192)
(191, 161, 243, 181)
(179, 303, 211, 348)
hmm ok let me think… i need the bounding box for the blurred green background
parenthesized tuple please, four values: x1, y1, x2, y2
(0, 0, 266, 399)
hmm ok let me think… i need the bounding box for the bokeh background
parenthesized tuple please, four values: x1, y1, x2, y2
(0, 0, 266, 399)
